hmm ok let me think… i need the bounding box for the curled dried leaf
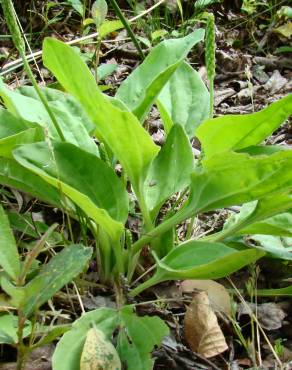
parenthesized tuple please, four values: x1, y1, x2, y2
(80, 327, 121, 370)
(184, 291, 228, 358)
(181, 279, 231, 316)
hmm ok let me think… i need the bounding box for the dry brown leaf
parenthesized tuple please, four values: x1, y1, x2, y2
(80, 327, 121, 370)
(184, 291, 228, 358)
(181, 279, 231, 316)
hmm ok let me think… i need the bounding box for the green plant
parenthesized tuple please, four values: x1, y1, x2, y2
(0, 205, 91, 370)
(1, 2, 292, 367)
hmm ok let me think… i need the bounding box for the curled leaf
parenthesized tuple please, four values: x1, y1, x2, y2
(181, 280, 231, 316)
(80, 327, 121, 370)
(184, 291, 228, 358)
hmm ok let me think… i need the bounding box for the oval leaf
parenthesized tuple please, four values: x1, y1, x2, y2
(14, 142, 127, 239)
(157, 62, 210, 138)
(42, 37, 159, 191)
(145, 124, 194, 214)
(53, 308, 118, 370)
(80, 327, 121, 370)
(116, 29, 205, 121)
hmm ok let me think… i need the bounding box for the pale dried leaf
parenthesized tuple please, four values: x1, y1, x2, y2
(184, 291, 228, 358)
(238, 302, 286, 330)
(80, 327, 121, 370)
(181, 279, 231, 316)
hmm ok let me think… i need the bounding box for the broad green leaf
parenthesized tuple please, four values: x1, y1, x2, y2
(0, 158, 63, 208)
(136, 151, 292, 250)
(0, 107, 38, 136)
(145, 125, 194, 214)
(157, 62, 210, 137)
(18, 86, 95, 134)
(237, 212, 292, 237)
(196, 94, 292, 159)
(43, 37, 159, 190)
(0, 80, 56, 136)
(0, 205, 20, 280)
(53, 308, 118, 370)
(186, 151, 292, 215)
(131, 241, 264, 295)
(117, 306, 169, 370)
(116, 29, 205, 121)
(0, 314, 31, 344)
(221, 194, 292, 238)
(14, 142, 127, 239)
(3, 84, 98, 156)
(20, 244, 92, 316)
(249, 235, 292, 260)
(155, 241, 264, 280)
(0, 107, 44, 159)
(0, 127, 44, 158)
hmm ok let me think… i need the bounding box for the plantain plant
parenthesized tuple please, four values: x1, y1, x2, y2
(0, 3, 292, 367)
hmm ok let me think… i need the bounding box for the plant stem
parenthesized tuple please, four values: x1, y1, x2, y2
(130, 274, 160, 296)
(109, 0, 145, 60)
(209, 78, 214, 118)
(16, 311, 27, 370)
(131, 212, 182, 255)
(1, 0, 65, 142)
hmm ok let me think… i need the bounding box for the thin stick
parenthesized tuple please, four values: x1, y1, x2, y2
(1, 0, 165, 74)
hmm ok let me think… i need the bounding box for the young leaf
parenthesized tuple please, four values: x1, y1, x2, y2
(196, 94, 292, 159)
(0, 204, 20, 280)
(157, 62, 210, 137)
(14, 142, 127, 239)
(91, 0, 108, 28)
(131, 242, 264, 296)
(116, 29, 205, 122)
(53, 308, 118, 370)
(117, 306, 169, 370)
(20, 244, 92, 316)
(144, 125, 194, 215)
(80, 327, 121, 370)
(43, 37, 159, 190)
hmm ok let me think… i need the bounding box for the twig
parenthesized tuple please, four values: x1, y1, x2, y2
(1, 0, 165, 75)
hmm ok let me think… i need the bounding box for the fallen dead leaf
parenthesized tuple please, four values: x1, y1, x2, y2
(181, 279, 231, 316)
(184, 291, 228, 358)
(238, 302, 286, 330)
